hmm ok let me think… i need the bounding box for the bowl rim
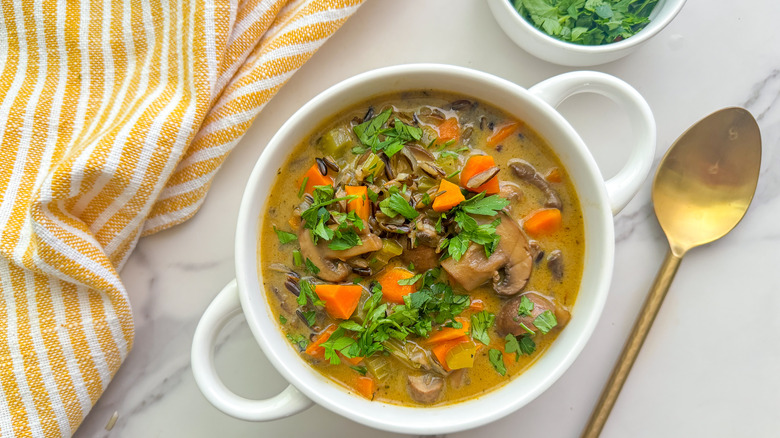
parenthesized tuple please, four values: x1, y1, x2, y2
(491, 0, 688, 53)
(234, 63, 616, 434)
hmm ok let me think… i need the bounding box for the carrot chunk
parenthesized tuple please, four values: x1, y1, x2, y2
(431, 179, 465, 212)
(425, 317, 471, 345)
(460, 155, 500, 194)
(345, 186, 370, 222)
(304, 325, 337, 359)
(431, 336, 470, 372)
(355, 376, 377, 400)
(523, 208, 562, 236)
(314, 284, 363, 320)
(377, 267, 418, 304)
(486, 121, 521, 147)
(469, 299, 485, 312)
(299, 163, 333, 195)
(545, 167, 562, 183)
(436, 117, 460, 144)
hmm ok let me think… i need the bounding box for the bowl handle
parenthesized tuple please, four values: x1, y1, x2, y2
(191, 279, 313, 420)
(529, 71, 656, 215)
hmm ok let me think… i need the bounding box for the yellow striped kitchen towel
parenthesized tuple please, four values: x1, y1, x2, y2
(0, 0, 363, 436)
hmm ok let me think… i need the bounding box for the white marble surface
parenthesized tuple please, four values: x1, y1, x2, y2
(73, 0, 780, 437)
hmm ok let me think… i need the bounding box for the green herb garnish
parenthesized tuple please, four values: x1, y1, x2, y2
(297, 280, 324, 307)
(512, 0, 658, 46)
(297, 177, 308, 197)
(352, 109, 423, 157)
(273, 226, 297, 244)
(304, 258, 320, 275)
(351, 365, 368, 376)
(504, 334, 536, 360)
(397, 273, 423, 286)
(379, 191, 419, 221)
(279, 315, 288, 325)
(533, 310, 558, 334)
(292, 250, 303, 267)
(471, 311, 495, 345)
(517, 295, 534, 317)
(287, 333, 308, 351)
(488, 349, 507, 376)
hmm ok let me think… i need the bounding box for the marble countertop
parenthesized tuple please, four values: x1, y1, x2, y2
(73, 1, 780, 437)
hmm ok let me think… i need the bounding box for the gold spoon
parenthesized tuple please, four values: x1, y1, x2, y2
(581, 107, 762, 438)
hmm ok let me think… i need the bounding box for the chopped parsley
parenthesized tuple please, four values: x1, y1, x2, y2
(297, 177, 308, 198)
(302, 310, 317, 327)
(505, 334, 536, 360)
(304, 258, 320, 275)
(397, 273, 423, 286)
(279, 315, 288, 325)
(470, 311, 495, 346)
(533, 310, 558, 334)
(286, 333, 308, 351)
(273, 226, 297, 244)
(352, 109, 423, 157)
(512, 0, 658, 46)
(350, 365, 368, 376)
(488, 349, 507, 376)
(438, 193, 510, 261)
(379, 190, 419, 221)
(517, 295, 534, 317)
(297, 280, 324, 307)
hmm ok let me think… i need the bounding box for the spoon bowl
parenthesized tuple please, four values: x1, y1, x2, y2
(653, 107, 762, 255)
(582, 107, 761, 438)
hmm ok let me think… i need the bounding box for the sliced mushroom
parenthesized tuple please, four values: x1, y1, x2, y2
(440, 213, 533, 296)
(508, 158, 562, 209)
(410, 219, 441, 248)
(496, 292, 571, 337)
(448, 368, 470, 390)
(297, 229, 350, 282)
(408, 373, 444, 404)
(499, 181, 523, 203)
(465, 166, 500, 189)
(547, 249, 564, 280)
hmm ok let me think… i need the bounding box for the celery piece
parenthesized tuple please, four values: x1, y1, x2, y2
(359, 153, 385, 179)
(368, 239, 403, 271)
(436, 155, 461, 180)
(319, 125, 353, 158)
(365, 355, 392, 382)
(445, 340, 477, 370)
(417, 175, 437, 192)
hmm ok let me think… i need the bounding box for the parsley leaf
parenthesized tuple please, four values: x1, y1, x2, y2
(302, 310, 317, 326)
(286, 333, 308, 351)
(379, 192, 419, 220)
(297, 280, 324, 307)
(351, 365, 368, 376)
(460, 193, 510, 216)
(397, 273, 423, 286)
(352, 109, 423, 157)
(517, 295, 534, 317)
(505, 334, 536, 360)
(488, 349, 507, 376)
(327, 227, 362, 251)
(518, 335, 536, 355)
(304, 258, 320, 275)
(533, 310, 558, 334)
(471, 311, 495, 345)
(273, 226, 297, 244)
(279, 315, 288, 325)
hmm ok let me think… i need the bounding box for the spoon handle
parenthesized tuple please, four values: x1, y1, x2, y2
(581, 249, 682, 438)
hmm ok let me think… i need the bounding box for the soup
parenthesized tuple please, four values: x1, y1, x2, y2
(259, 91, 584, 406)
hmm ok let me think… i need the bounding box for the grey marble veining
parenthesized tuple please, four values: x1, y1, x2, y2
(72, 1, 780, 437)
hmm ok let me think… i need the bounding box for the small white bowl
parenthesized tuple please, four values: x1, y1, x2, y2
(488, 0, 687, 66)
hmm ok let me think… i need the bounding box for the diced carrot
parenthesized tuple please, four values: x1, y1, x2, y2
(377, 267, 418, 304)
(305, 325, 337, 359)
(459, 155, 500, 194)
(288, 215, 301, 230)
(345, 186, 370, 222)
(431, 336, 470, 372)
(298, 163, 333, 195)
(431, 179, 465, 212)
(425, 317, 471, 345)
(469, 299, 485, 312)
(354, 375, 377, 400)
(545, 167, 562, 183)
(314, 284, 363, 320)
(486, 121, 521, 147)
(340, 354, 364, 366)
(523, 208, 562, 236)
(436, 117, 460, 144)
